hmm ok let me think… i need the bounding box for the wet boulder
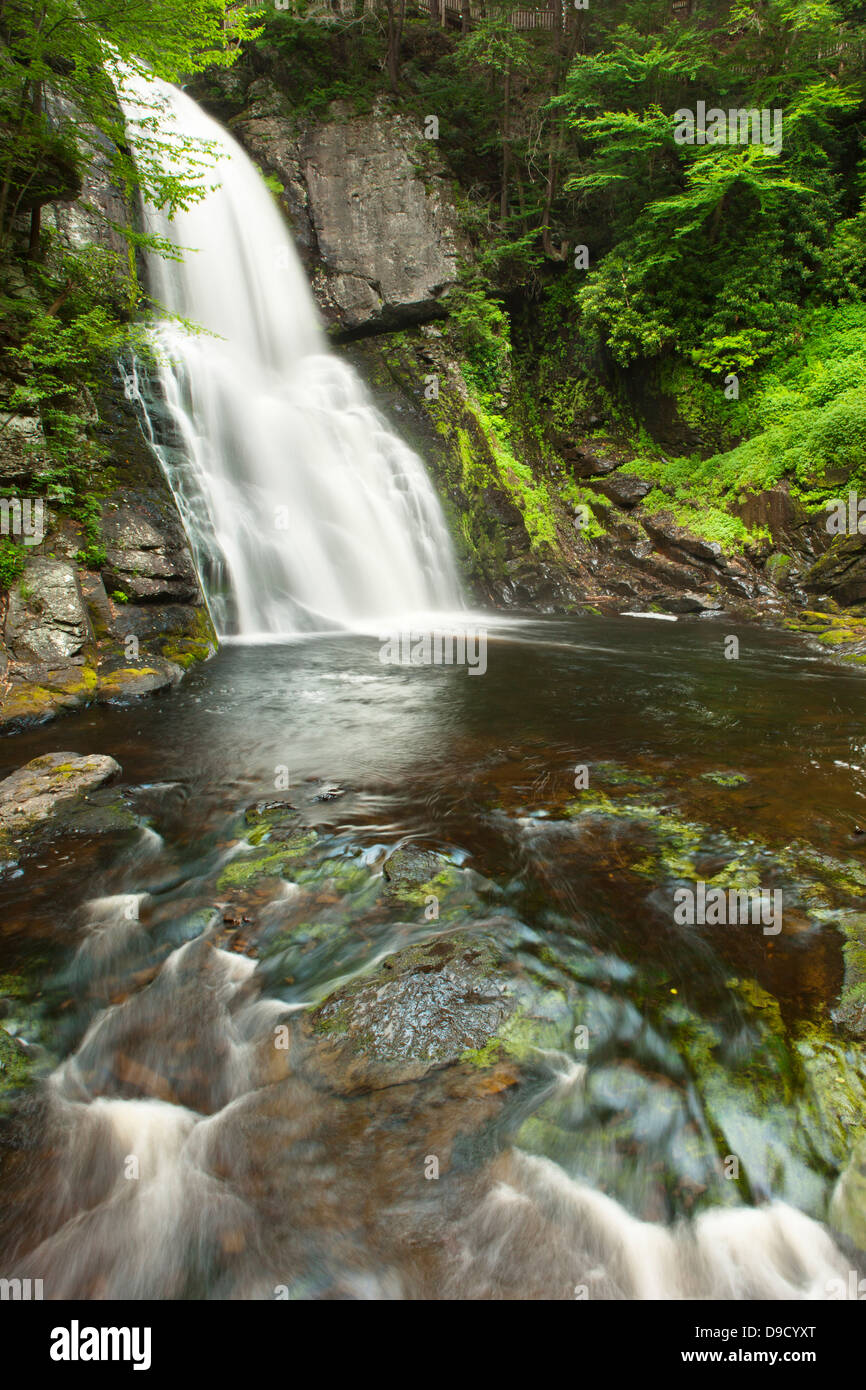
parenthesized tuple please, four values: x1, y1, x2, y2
(382, 845, 450, 892)
(303, 922, 572, 1094)
(596, 473, 652, 509)
(305, 930, 518, 1092)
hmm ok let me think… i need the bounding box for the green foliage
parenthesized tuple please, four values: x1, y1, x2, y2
(0, 245, 153, 518)
(242, 11, 385, 117)
(0, 0, 258, 251)
(618, 304, 866, 540)
(551, 1, 864, 372)
(0, 536, 24, 590)
(446, 285, 512, 393)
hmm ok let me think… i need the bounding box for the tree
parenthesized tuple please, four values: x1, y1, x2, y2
(455, 10, 534, 221)
(0, 0, 259, 256)
(552, 0, 865, 370)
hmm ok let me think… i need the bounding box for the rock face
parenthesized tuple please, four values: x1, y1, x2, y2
(0, 414, 48, 484)
(0, 377, 217, 729)
(303, 115, 459, 330)
(99, 492, 200, 605)
(805, 534, 866, 606)
(5, 560, 91, 667)
(204, 78, 461, 334)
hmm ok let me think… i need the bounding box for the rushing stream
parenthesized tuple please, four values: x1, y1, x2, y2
(2, 617, 866, 1298)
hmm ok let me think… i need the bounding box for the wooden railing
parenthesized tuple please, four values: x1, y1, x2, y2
(242, 0, 563, 30)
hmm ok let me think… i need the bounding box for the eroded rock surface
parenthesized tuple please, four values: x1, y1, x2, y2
(306, 930, 517, 1091)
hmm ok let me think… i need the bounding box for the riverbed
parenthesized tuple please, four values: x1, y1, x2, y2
(1, 615, 865, 1298)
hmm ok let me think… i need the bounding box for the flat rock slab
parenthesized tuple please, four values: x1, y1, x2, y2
(96, 661, 183, 703)
(0, 751, 122, 842)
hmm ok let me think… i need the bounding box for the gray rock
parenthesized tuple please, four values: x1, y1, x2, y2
(5, 559, 93, 666)
(304, 114, 459, 329)
(96, 660, 184, 703)
(0, 414, 49, 483)
(0, 752, 122, 843)
(597, 473, 652, 509)
(805, 535, 866, 606)
(228, 91, 461, 333)
(641, 514, 725, 565)
(43, 93, 132, 273)
(659, 592, 720, 614)
(570, 450, 620, 479)
(382, 844, 448, 889)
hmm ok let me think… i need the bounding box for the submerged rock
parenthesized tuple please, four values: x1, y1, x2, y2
(382, 844, 450, 891)
(304, 920, 571, 1094)
(306, 929, 518, 1091)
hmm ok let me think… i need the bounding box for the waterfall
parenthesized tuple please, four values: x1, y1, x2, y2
(117, 74, 462, 638)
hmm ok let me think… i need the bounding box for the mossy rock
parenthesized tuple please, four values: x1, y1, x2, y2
(830, 1138, 866, 1252)
(216, 829, 318, 890)
(305, 923, 571, 1093)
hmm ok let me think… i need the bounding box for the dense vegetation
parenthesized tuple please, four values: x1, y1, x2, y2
(241, 0, 866, 538)
(2, 0, 866, 566)
(0, 0, 256, 573)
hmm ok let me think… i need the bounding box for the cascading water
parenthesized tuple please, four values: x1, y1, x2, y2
(117, 75, 462, 638)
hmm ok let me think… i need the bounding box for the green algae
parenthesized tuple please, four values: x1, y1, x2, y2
(216, 830, 318, 889)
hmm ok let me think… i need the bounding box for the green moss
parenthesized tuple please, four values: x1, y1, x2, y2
(216, 830, 318, 890)
(0, 1026, 35, 1107)
(1, 665, 98, 723)
(159, 606, 217, 669)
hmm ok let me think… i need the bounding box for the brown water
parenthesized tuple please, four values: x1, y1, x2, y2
(1, 616, 865, 1298)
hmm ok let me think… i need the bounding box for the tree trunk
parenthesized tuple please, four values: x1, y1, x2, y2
(500, 65, 511, 222)
(386, 0, 406, 90)
(28, 205, 41, 257)
(461, 0, 471, 32)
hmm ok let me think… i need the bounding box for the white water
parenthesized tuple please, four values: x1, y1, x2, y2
(117, 75, 461, 638)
